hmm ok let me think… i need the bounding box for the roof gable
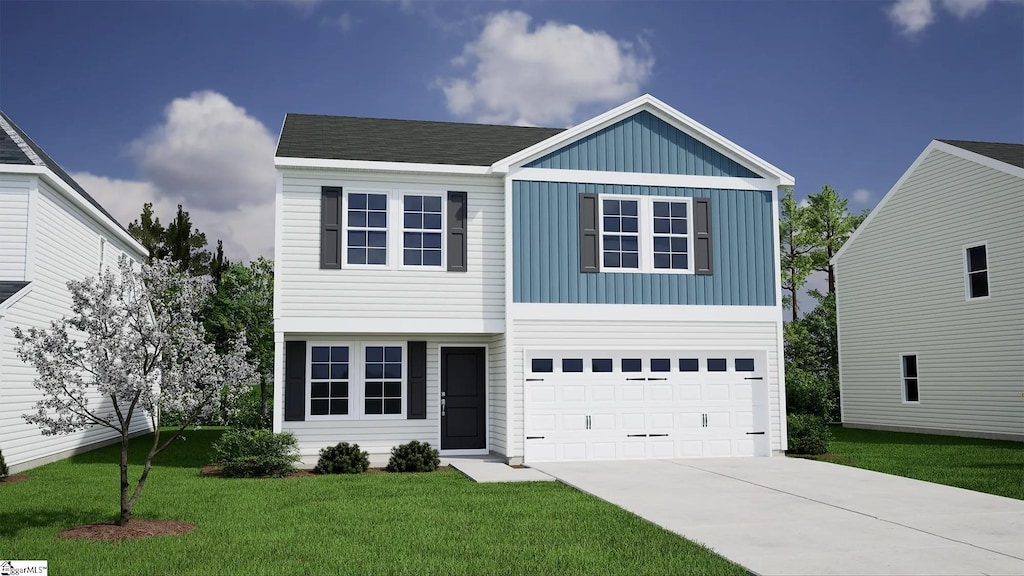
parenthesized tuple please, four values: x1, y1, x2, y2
(276, 114, 564, 166)
(938, 139, 1023, 170)
(525, 110, 759, 178)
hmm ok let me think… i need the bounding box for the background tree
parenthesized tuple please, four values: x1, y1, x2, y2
(205, 257, 274, 425)
(209, 240, 230, 288)
(129, 204, 217, 278)
(15, 257, 256, 526)
(779, 188, 816, 321)
(804, 185, 868, 294)
(784, 291, 840, 421)
(128, 203, 166, 263)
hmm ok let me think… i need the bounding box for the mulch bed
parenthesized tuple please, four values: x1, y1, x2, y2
(58, 519, 196, 542)
(0, 474, 31, 485)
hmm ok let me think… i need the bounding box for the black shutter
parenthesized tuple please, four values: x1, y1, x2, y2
(694, 198, 713, 275)
(579, 193, 599, 272)
(284, 341, 307, 422)
(447, 191, 468, 272)
(320, 187, 343, 269)
(407, 341, 427, 419)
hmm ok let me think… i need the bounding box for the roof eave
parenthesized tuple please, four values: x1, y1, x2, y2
(274, 156, 497, 176)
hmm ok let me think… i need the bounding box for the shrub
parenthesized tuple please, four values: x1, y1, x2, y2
(210, 429, 300, 478)
(785, 368, 839, 422)
(0, 448, 8, 478)
(315, 442, 369, 474)
(787, 414, 832, 455)
(386, 440, 440, 473)
(226, 385, 272, 430)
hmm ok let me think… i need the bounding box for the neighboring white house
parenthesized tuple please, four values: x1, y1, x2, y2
(272, 94, 795, 465)
(0, 111, 152, 472)
(833, 139, 1024, 441)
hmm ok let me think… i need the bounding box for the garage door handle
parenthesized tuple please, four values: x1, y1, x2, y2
(744, 377, 764, 380)
(649, 433, 668, 437)
(627, 433, 648, 438)
(526, 436, 545, 440)
(745, 432, 765, 435)
(625, 377, 646, 381)
(526, 378, 545, 382)
(648, 377, 667, 381)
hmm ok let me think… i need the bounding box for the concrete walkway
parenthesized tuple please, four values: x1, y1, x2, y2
(534, 457, 1024, 576)
(445, 456, 554, 483)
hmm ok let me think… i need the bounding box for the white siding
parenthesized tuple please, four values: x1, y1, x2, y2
(276, 169, 506, 328)
(282, 333, 504, 460)
(489, 333, 507, 454)
(0, 180, 151, 470)
(0, 174, 30, 280)
(509, 319, 783, 457)
(836, 149, 1024, 439)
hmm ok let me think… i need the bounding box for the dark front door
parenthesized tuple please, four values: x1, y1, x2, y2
(441, 347, 486, 450)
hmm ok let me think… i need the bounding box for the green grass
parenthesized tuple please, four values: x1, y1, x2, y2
(823, 425, 1024, 500)
(1, 429, 743, 576)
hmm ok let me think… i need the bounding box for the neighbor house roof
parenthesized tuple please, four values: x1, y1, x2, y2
(276, 114, 565, 166)
(0, 111, 133, 237)
(0, 281, 30, 307)
(938, 139, 1024, 170)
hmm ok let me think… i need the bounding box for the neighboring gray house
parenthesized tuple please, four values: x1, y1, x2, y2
(833, 139, 1024, 441)
(0, 112, 152, 472)
(273, 94, 795, 465)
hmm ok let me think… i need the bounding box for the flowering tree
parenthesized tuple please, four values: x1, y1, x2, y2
(14, 256, 256, 526)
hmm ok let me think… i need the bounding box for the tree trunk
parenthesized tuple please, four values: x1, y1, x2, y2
(118, 433, 131, 526)
(790, 285, 798, 322)
(827, 247, 836, 294)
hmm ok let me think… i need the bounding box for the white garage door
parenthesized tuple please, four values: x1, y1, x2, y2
(524, 350, 770, 463)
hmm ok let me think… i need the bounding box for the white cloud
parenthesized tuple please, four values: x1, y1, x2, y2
(941, 0, 992, 18)
(852, 188, 872, 204)
(321, 12, 353, 32)
(888, 0, 935, 34)
(74, 91, 277, 262)
(439, 11, 654, 126)
(798, 198, 811, 208)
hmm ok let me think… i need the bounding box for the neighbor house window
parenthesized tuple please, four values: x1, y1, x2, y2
(598, 195, 693, 273)
(901, 354, 919, 403)
(964, 244, 989, 299)
(346, 192, 388, 265)
(601, 198, 640, 270)
(403, 194, 443, 267)
(308, 342, 405, 419)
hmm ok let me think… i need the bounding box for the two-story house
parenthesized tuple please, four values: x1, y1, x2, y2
(0, 111, 152, 473)
(272, 95, 793, 464)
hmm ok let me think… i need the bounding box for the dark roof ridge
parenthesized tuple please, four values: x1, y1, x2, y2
(282, 112, 564, 132)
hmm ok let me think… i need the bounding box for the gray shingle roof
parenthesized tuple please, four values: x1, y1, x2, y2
(0, 111, 131, 235)
(277, 114, 565, 166)
(0, 281, 30, 306)
(939, 139, 1024, 170)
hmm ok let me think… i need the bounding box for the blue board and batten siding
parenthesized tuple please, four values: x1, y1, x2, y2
(512, 181, 776, 305)
(525, 111, 760, 178)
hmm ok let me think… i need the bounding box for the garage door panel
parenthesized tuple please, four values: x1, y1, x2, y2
(524, 349, 770, 463)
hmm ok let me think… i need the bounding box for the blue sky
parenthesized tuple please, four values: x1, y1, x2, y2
(1, 0, 1022, 268)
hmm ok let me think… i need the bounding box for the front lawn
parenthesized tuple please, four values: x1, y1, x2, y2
(1, 429, 744, 576)
(823, 425, 1024, 500)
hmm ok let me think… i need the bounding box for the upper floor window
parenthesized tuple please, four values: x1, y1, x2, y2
(597, 195, 693, 274)
(346, 193, 388, 266)
(403, 194, 444, 267)
(964, 244, 989, 300)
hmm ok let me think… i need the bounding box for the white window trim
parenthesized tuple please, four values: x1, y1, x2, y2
(900, 352, 920, 405)
(341, 189, 393, 269)
(597, 194, 694, 274)
(962, 242, 991, 301)
(305, 341, 407, 420)
(399, 192, 447, 270)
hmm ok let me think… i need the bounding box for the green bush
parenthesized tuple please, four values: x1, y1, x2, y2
(315, 442, 369, 474)
(210, 429, 300, 478)
(226, 386, 272, 430)
(787, 414, 832, 455)
(386, 440, 440, 473)
(0, 448, 8, 478)
(785, 368, 839, 422)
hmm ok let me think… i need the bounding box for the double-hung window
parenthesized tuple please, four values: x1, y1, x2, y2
(598, 195, 692, 273)
(308, 342, 405, 419)
(346, 193, 388, 265)
(901, 354, 919, 403)
(964, 244, 989, 299)
(402, 194, 444, 267)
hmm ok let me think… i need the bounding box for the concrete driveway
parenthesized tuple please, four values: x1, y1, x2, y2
(533, 457, 1024, 576)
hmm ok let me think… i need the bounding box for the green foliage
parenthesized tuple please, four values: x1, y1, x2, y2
(386, 440, 440, 473)
(784, 292, 840, 422)
(211, 428, 300, 478)
(803, 185, 868, 294)
(787, 414, 832, 455)
(0, 448, 8, 478)
(225, 386, 272, 430)
(129, 203, 226, 281)
(315, 442, 370, 474)
(779, 187, 816, 321)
